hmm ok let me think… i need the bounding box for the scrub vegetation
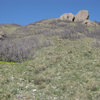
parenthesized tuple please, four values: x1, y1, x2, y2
(0, 19, 100, 100)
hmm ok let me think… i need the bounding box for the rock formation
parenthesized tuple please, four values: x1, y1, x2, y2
(74, 10, 89, 22)
(82, 20, 98, 26)
(59, 10, 98, 26)
(0, 30, 6, 40)
(60, 13, 75, 21)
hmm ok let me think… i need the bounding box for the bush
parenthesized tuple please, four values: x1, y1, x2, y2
(0, 36, 51, 62)
(31, 19, 100, 40)
(7, 27, 34, 38)
(0, 19, 100, 62)
(33, 21, 88, 39)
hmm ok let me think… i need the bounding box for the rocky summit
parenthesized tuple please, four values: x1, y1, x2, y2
(59, 10, 98, 26)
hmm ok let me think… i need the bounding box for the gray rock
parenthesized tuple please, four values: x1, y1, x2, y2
(0, 30, 6, 40)
(83, 20, 98, 26)
(60, 13, 75, 21)
(75, 10, 89, 22)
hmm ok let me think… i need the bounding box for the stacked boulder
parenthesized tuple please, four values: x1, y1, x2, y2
(60, 13, 75, 21)
(74, 10, 89, 22)
(60, 10, 98, 26)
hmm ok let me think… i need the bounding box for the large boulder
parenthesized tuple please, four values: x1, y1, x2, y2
(60, 13, 75, 21)
(75, 10, 89, 22)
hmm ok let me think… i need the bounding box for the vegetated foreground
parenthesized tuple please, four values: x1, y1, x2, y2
(0, 18, 100, 100)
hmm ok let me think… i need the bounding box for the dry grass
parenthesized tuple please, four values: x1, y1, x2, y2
(0, 24, 21, 34)
(0, 19, 100, 62)
(0, 19, 100, 99)
(0, 36, 100, 100)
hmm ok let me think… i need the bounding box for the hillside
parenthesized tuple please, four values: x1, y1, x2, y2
(0, 24, 21, 34)
(0, 18, 100, 62)
(0, 12, 100, 99)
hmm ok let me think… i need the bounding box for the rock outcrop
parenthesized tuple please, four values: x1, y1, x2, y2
(59, 10, 98, 26)
(0, 30, 6, 40)
(82, 20, 98, 26)
(60, 13, 75, 21)
(74, 10, 89, 22)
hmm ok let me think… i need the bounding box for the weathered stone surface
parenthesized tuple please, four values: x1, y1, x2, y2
(82, 20, 99, 26)
(75, 10, 89, 22)
(0, 30, 6, 40)
(60, 13, 75, 21)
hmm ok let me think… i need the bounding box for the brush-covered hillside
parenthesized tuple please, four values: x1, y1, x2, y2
(0, 12, 100, 99)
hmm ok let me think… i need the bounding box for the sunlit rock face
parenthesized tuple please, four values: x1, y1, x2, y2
(60, 13, 75, 21)
(74, 10, 89, 22)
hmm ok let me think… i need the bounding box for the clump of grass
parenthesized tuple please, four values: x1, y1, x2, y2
(0, 36, 51, 62)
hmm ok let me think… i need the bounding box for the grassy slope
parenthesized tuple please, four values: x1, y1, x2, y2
(0, 24, 21, 34)
(0, 36, 100, 100)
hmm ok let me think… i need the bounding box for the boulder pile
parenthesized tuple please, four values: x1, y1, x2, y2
(60, 10, 98, 26)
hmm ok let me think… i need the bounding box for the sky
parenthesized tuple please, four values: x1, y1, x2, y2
(0, 0, 100, 25)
